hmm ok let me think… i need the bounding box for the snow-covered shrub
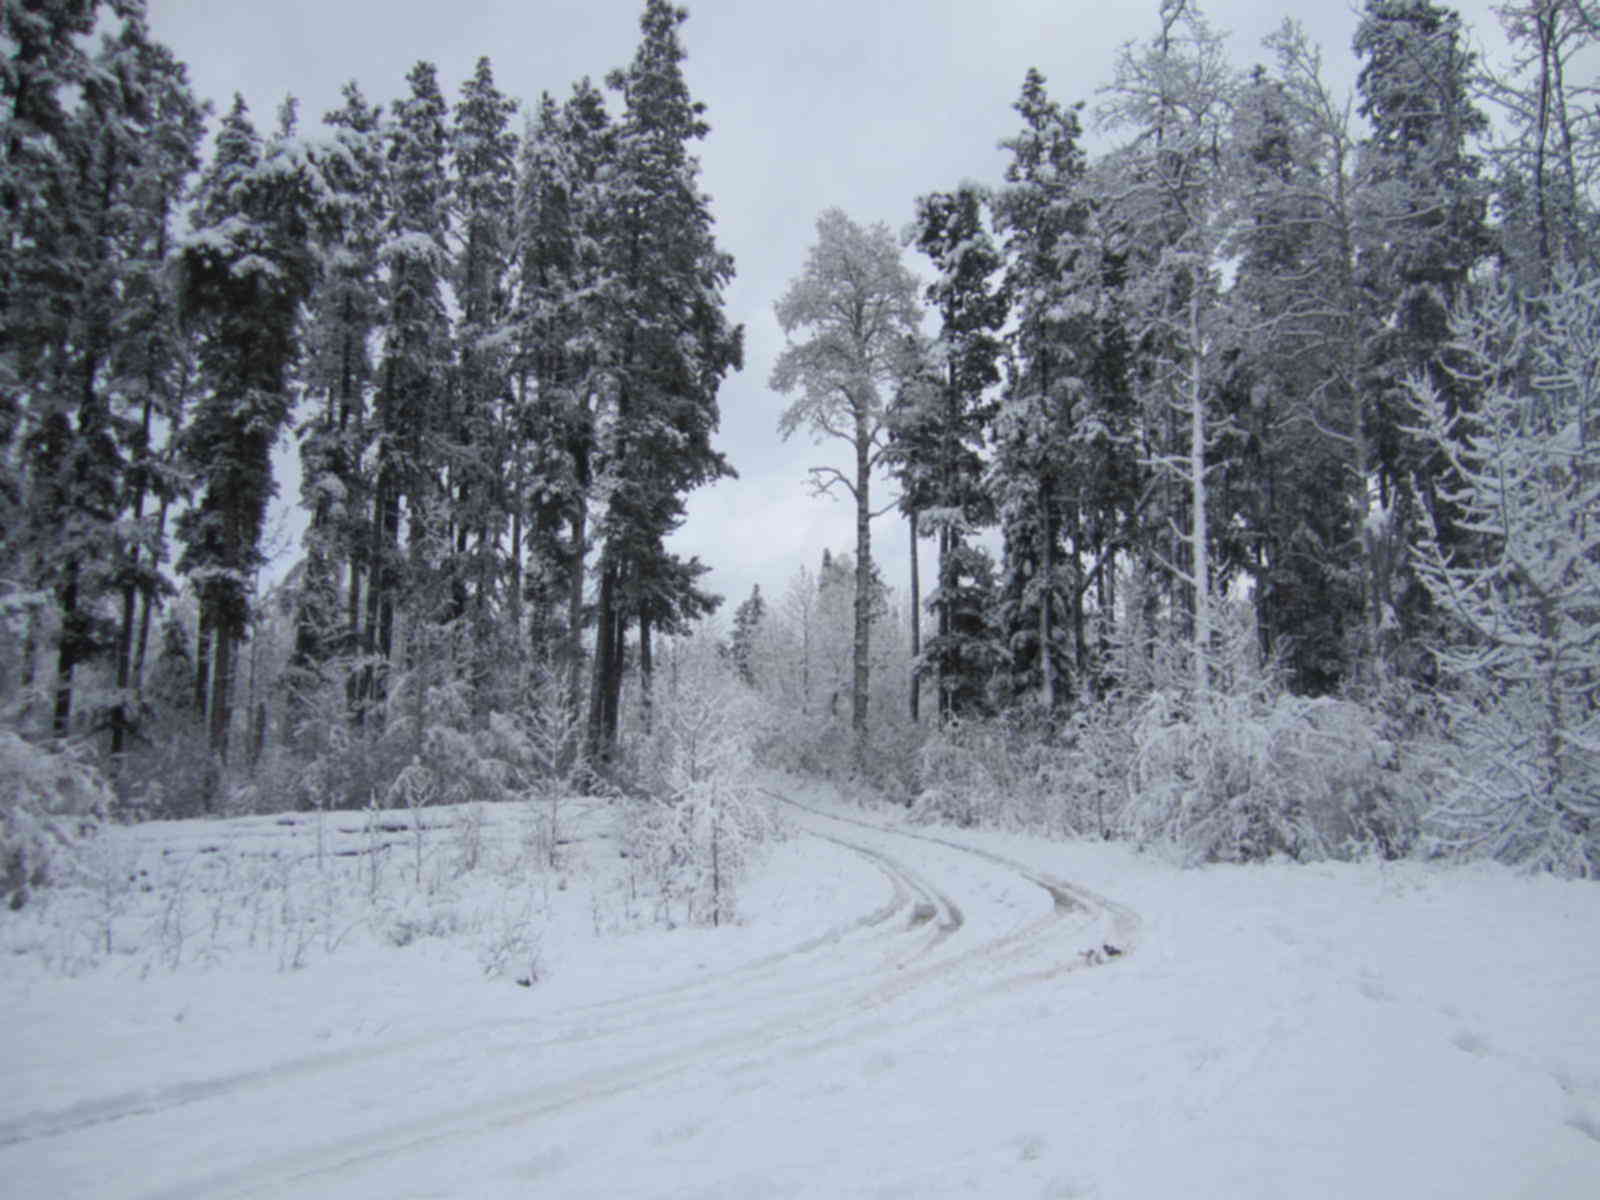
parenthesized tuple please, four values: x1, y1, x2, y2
(626, 637, 784, 927)
(1122, 688, 1418, 865)
(1055, 699, 1137, 840)
(518, 663, 588, 869)
(911, 718, 1008, 828)
(1420, 686, 1598, 877)
(288, 649, 532, 818)
(1, 729, 111, 909)
(909, 703, 1122, 837)
(476, 895, 543, 982)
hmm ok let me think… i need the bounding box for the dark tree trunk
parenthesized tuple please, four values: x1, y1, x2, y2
(132, 530, 160, 700)
(194, 601, 212, 718)
(566, 503, 588, 722)
(53, 561, 80, 737)
(586, 556, 617, 764)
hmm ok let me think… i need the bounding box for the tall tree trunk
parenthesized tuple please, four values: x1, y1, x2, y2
(206, 619, 234, 813)
(19, 613, 38, 725)
(377, 473, 401, 688)
(345, 555, 363, 714)
(1040, 511, 1056, 710)
(132, 491, 172, 700)
(908, 510, 920, 722)
(602, 593, 626, 752)
(194, 600, 212, 718)
(209, 625, 232, 761)
(638, 603, 654, 735)
(1188, 287, 1211, 700)
(586, 555, 616, 764)
(937, 524, 953, 720)
(112, 385, 159, 765)
(852, 424, 872, 761)
(112, 581, 136, 762)
(53, 560, 80, 737)
(566, 502, 587, 722)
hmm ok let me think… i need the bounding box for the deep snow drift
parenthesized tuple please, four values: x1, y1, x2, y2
(3, 777, 1596, 1198)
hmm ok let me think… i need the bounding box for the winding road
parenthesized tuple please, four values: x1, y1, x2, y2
(5, 791, 1139, 1200)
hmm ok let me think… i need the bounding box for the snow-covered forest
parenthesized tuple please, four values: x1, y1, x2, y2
(3, 0, 1600, 1193)
(9, 0, 1594, 878)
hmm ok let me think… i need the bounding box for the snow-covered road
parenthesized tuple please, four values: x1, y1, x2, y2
(5, 784, 1597, 1198)
(5, 793, 1132, 1198)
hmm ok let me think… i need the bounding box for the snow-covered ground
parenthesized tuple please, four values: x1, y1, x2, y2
(3, 775, 1597, 1198)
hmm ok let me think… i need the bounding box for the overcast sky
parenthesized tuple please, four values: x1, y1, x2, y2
(143, 0, 1517, 624)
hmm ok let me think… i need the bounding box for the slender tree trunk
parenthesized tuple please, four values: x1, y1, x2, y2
(132, 494, 171, 699)
(1040, 511, 1056, 710)
(52, 561, 79, 738)
(194, 601, 212, 718)
(112, 386, 159, 765)
(17, 611, 38, 724)
(377, 477, 400, 673)
(509, 506, 524, 645)
(566, 503, 587, 722)
(908, 510, 920, 722)
(586, 556, 616, 764)
(602, 596, 626, 752)
(852, 420, 872, 761)
(937, 524, 952, 720)
(638, 603, 654, 735)
(1188, 287, 1210, 700)
(345, 555, 363, 714)
(112, 582, 136, 762)
(207, 620, 234, 810)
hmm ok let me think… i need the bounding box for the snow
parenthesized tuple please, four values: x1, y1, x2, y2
(3, 775, 1597, 1198)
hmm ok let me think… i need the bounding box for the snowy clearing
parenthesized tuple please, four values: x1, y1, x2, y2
(3, 776, 1598, 1199)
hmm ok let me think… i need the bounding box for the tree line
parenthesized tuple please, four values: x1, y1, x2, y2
(761, 0, 1597, 871)
(2, 0, 739, 810)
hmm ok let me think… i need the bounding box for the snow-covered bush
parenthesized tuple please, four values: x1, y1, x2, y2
(907, 599, 1418, 862)
(909, 702, 1113, 836)
(1, 729, 111, 910)
(518, 662, 588, 869)
(289, 653, 529, 817)
(1122, 688, 1419, 865)
(626, 637, 784, 927)
(910, 721, 996, 828)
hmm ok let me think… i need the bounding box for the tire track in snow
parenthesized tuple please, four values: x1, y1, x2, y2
(0, 826, 938, 1153)
(779, 792, 1143, 973)
(14, 787, 1140, 1200)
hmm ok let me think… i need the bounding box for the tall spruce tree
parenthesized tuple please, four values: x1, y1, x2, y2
(4, 2, 197, 737)
(94, 16, 207, 760)
(1219, 58, 1364, 694)
(585, 0, 741, 761)
(514, 81, 614, 716)
(178, 96, 321, 782)
(991, 69, 1128, 709)
(449, 57, 520, 708)
(292, 81, 386, 728)
(1353, 0, 1491, 673)
(898, 185, 1007, 719)
(372, 61, 452, 696)
(2, 0, 116, 577)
